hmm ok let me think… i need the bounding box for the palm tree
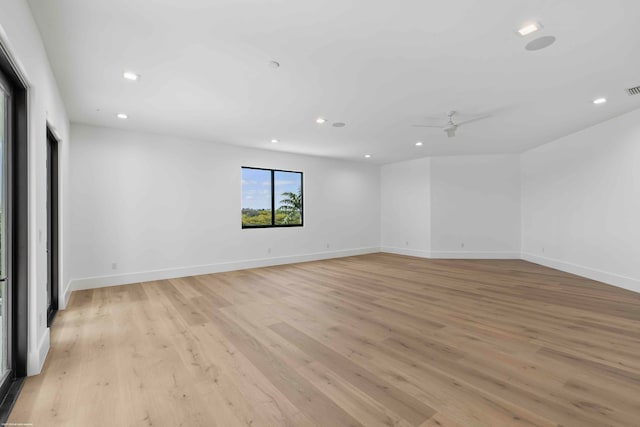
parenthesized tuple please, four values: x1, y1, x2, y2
(278, 187, 302, 224)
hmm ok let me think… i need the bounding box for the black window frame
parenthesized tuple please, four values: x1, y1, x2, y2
(241, 166, 304, 229)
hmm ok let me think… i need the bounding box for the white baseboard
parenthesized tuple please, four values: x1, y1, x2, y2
(381, 247, 518, 260)
(68, 247, 380, 291)
(27, 329, 50, 376)
(521, 252, 640, 294)
(430, 250, 520, 259)
(66, 247, 640, 295)
(381, 246, 520, 259)
(59, 284, 72, 310)
(380, 246, 431, 258)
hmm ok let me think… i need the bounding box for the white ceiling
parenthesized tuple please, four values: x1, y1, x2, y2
(28, 0, 640, 164)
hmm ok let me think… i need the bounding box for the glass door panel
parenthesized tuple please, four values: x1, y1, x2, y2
(0, 86, 8, 378)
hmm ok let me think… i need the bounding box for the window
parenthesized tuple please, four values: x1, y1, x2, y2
(241, 167, 303, 228)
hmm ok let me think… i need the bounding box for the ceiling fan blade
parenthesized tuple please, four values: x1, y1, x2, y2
(456, 114, 491, 127)
(412, 124, 444, 128)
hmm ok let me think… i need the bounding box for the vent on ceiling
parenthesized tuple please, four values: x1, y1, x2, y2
(627, 86, 640, 96)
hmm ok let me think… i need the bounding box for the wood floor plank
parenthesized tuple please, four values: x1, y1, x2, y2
(201, 304, 363, 427)
(8, 253, 640, 426)
(278, 314, 559, 426)
(270, 321, 437, 426)
(298, 361, 415, 427)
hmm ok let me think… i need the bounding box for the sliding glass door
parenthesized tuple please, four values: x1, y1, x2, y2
(0, 44, 28, 421)
(0, 70, 9, 383)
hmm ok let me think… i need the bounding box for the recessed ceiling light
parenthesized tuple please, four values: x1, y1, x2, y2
(270, 139, 279, 143)
(316, 117, 327, 124)
(364, 154, 371, 158)
(116, 113, 128, 119)
(415, 141, 423, 146)
(123, 71, 140, 81)
(593, 97, 607, 105)
(517, 22, 542, 36)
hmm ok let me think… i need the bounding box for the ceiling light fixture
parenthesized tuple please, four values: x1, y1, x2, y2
(364, 154, 371, 158)
(517, 22, 542, 36)
(415, 141, 423, 146)
(316, 117, 327, 124)
(123, 71, 140, 81)
(116, 113, 128, 119)
(593, 97, 607, 105)
(270, 139, 279, 143)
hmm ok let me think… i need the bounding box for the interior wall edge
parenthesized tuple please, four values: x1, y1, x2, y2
(68, 247, 380, 292)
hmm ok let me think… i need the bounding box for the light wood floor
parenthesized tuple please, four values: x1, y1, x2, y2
(9, 253, 640, 426)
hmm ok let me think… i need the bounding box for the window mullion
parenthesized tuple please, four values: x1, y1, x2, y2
(271, 170, 275, 226)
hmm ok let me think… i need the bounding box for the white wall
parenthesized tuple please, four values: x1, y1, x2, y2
(0, 0, 70, 374)
(380, 157, 431, 257)
(521, 107, 640, 293)
(430, 155, 521, 258)
(380, 154, 520, 259)
(68, 124, 380, 289)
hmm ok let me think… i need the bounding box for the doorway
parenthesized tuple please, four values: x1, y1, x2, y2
(0, 54, 12, 390)
(46, 129, 59, 326)
(0, 42, 29, 422)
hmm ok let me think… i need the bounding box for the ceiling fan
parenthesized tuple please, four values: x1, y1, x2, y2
(413, 110, 490, 138)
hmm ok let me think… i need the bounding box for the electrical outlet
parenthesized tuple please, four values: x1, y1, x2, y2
(326, 243, 330, 249)
(112, 262, 117, 270)
(267, 248, 272, 254)
(461, 243, 465, 248)
(405, 241, 409, 246)
(542, 247, 545, 253)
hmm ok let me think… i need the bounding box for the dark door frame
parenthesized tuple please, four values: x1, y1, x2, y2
(46, 128, 59, 327)
(0, 42, 30, 421)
